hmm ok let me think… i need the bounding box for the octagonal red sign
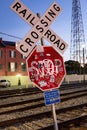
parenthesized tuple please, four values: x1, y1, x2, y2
(26, 46, 66, 91)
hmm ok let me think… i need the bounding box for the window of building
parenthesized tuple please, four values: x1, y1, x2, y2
(8, 62, 17, 72)
(21, 63, 26, 71)
(0, 50, 2, 58)
(0, 64, 2, 69)
(9, 50, 16, 58)
(21, 54, 26, 59)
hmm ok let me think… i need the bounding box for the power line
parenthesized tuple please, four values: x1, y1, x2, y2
(0, 32, 22, 40)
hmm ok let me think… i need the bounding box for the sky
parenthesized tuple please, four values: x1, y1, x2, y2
(0, 0, 87, 61)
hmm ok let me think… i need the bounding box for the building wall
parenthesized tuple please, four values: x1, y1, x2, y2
(0, 76, 32, 87)
(0, 74, 87, 87)
(0, 47, 6, 75)
(0, 40, 27, 76)
(64, 74, 87, 84)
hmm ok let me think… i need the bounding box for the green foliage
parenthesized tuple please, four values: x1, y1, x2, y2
(65, 60, 82, 74)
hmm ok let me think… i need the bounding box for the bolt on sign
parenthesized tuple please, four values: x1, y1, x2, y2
(10, 0, 68, 57)
(26, 46, 66, 91)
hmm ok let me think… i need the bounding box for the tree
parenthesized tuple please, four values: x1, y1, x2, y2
(65, 60, 81, 74)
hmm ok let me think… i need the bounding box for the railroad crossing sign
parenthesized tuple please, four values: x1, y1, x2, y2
(26, 46, 66, 91)
(10, 0, 68, 57)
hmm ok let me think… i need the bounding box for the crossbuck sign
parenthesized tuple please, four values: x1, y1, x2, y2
(10, 0, 68, 57)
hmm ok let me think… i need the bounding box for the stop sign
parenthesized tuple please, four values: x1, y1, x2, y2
(26, 46, 66, 91)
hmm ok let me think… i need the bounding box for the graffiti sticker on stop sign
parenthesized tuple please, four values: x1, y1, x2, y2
(26, 46, 66, 91)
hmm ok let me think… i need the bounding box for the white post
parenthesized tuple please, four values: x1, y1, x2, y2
(52, 104, 59, 130)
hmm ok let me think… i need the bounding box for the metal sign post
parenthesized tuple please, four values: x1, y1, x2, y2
(52, 104, 59, 130)
(10, 1, 68, 130)
(44, 89, 60, 130)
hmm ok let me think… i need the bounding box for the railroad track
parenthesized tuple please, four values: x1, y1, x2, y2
(0, 82, 87, 98)
(0, 102, 87, 129)
(0, 82, 87, 99)
(41, 114, 87, 130)
(0, 87, 87, 111)
(0, 86, 87, 129)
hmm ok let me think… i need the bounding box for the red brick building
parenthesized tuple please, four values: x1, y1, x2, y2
(0, 38, 27, 76)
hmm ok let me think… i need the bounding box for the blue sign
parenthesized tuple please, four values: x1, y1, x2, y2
(44, 89, 60, 106)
